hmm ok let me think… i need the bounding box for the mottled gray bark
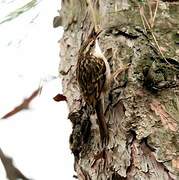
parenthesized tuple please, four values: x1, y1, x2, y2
(56, 0, 179, 179)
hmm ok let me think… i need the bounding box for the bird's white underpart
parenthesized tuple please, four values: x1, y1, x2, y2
(94, 40, 111, 90)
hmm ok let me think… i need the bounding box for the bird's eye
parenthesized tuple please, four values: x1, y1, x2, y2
(90, 42, 94, 47)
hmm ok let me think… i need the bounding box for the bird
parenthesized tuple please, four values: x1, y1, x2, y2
(76, 28, 111, 146)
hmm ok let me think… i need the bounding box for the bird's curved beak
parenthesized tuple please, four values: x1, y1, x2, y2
(79, 28, 103, 54)
(90, 28, 103, 40)
(95, 29, 103, 38)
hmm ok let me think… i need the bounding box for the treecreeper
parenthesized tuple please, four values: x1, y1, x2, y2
(76, 28, 111, 147)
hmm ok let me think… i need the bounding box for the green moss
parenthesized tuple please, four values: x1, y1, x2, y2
(135, 52, 179, 92)
(164, 97, 179, 123)
(138, 0, 145, 3)
(135, 54, 154, 80)
(148, 129, 177, 162)
(172, 31, 179, 45)
(172, 134, 179, 153)
(169, 4, 179, 20)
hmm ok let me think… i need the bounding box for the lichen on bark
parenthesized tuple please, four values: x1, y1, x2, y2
(57, 0, 179, 179)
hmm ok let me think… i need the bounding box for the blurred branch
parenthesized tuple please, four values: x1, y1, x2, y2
(1, 87, 42, 119)
(0, 148, 30, 180)
(0, 0, 38, 25)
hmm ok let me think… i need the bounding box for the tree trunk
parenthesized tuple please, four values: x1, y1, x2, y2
(56, 0, 179, 179)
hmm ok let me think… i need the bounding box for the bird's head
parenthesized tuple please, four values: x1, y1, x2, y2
(79, 28, 102, 55)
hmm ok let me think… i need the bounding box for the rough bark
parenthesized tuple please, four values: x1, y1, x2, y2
(56, 0, 179, 179)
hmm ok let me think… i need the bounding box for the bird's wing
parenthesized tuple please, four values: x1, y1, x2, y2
(77, 54, 106, 107)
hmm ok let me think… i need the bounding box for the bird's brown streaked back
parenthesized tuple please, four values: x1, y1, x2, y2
(76, 53, 106, 108)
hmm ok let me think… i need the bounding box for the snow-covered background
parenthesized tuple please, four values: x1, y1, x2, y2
(0, 0, 74, 179)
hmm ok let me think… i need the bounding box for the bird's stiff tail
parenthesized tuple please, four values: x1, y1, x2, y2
(95, 99, 109, 147)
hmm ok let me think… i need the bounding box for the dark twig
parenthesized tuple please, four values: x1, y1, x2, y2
(0, 148, 31, 180)
(1, 87, 42, 119)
